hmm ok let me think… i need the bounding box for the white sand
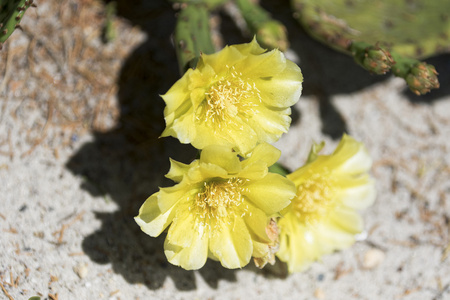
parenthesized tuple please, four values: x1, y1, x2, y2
(1, 1, 449, 299)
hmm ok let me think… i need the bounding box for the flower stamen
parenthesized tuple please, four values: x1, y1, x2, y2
(194, 177, 249, 233)
(200, 66, 261, 127)
(292, 172, 336, 225)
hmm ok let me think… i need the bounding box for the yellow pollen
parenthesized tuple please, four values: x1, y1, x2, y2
(200, 66, 261, 126)
(194, 178, 249, 232)
(292, 173, 336, 225)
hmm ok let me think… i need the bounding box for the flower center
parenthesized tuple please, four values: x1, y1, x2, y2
(194, 177, 249, 231)
(201, 66, 261, 126)
(292, 173, 336, 225)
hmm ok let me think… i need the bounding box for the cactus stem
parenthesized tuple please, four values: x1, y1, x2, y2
(1, 0, 35, 46)
(174, 3, 215, 74)
(235, 0, 289, 51)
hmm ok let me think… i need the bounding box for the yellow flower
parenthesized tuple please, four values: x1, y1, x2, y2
(135, 144, 296, 270)
(276, 135, 376, 273)
(161, 38, 303, 155)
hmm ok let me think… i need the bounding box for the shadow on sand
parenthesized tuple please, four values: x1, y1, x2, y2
(66, 0, 448, 291)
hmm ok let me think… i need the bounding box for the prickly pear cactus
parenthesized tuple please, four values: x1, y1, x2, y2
(291, 0, 450, 94)
(0, 0, 34, 49)
(291, 0, 450, 58)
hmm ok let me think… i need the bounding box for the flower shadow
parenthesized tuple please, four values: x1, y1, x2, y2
(66, 0, 402, 291)
(66, 0, 237, 291)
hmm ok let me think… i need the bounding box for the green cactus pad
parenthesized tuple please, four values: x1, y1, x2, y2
(0, 0, 35, 49)
(291, 0, 450, 59)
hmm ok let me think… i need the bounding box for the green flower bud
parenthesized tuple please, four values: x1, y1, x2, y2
(257, 21, 289, 52)
(351, 42, 395, 75)
(405, 62, 439, 95)
(361, 46, 395, 75)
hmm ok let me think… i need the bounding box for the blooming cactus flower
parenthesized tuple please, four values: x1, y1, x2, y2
(161, 38, 303, 155)
(135, 144, 296, 270)
(276, 135, 376, 273)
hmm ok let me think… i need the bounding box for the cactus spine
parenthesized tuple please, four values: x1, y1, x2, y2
(0, 0, 34, 49)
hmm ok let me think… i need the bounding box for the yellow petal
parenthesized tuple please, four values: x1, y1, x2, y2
(158, 184, 191, 214)
(277, 219, 321, 273)
(252, 240, 270, 258)
(164, 230, 209, 270)
(338, 177, 376, 210)
(246, 105, 291, 143)
(255, 59, 303, 108)
(164, 108, 196, 143)
(242, 201, 271, 243)
(305, 141, 326, 164)
(238, 161, 268, 180)
(328, 206, 364, 234)
(331, 134, 372, 174)
(242, 173, 295, 215)
(200, 145, 242, 174)
(135, 193, 177, 237)
(188, 115, 259, 155)
(187, 163, 228, 182)
(165, 158, 192, 182)
(166, 207, 199, 247)
(237, 49, 286, 78)
(209, 216, 252, 268)
(188, 63, 215, 91)
(241, 143, 281, 167)
(161, 69, 193, 116)
(314, 222, 356, 252)
(200, 45, 246, 75)
(232, 37, 266, 56)
(225, 120, 259, 155)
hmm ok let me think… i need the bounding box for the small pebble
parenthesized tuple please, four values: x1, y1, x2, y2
(362, 249, 385, 269)
(314, 288, 326, 299)
(73, 263, 89, 279)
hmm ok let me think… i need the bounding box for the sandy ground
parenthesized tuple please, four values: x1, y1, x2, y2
(1, 0, 450, 299)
